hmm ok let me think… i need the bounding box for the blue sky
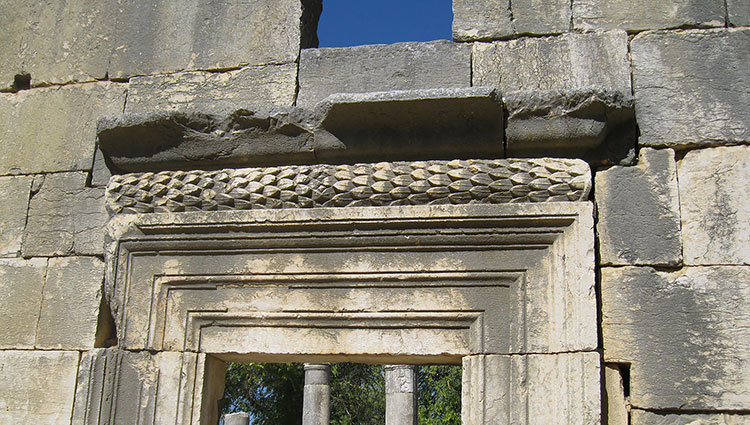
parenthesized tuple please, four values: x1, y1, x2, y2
(317, 0, 454, 47)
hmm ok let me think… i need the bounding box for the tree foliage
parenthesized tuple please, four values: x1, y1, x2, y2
(220, 362, 304, 425)
(220, 362, 460, 425)
(417, 366, 462, 425)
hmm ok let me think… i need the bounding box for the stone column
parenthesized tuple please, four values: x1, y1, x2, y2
(302, 363, 331, 425)
(385, 365, 418, 425)
(223, 412, 250, 425)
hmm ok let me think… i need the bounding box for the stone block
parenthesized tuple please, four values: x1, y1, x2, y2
(504, 89, 635, 161)
(602, 266, 750, 410)
(573, 0, 725, 31)
(108, 0, 307, 79)
(0, 175, 32, 256)
(0, 350, 80, 424)
(728, 0, 750, 26)
(99, 109, 316, 172)
(473, 31, 630, 94)
(631, 411, 750, 425)
(224, 412, 251, 425)
(0, 258, 46, 349)
(314, 88, 504, 162)
(679, 145, 750, 265)
(604, 364, 628, 425)
(632, 28, 750, 148)
(297, 41, 471, 107)
(106, 159, 590, 214)
(452, 0, 571, 41)
(105, 202, 596, 356)
(462, 353, 600, 424)
(124, 63, 297, 116)
(595, 148, 682, 266)
(23, 172, 107, 256)
(18, 0, 114, 86)
(36, 257, 104, 350)
(0, 0, 27, 89)
(72, 348, 226, 425)
(0, 82, 127, 175)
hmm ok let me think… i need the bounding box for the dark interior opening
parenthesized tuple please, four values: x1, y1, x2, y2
(13, 73, 31, 91)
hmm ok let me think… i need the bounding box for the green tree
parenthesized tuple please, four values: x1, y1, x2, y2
(417, 366, 462, 425)
(220, 362, 304, 425)
(330, 363, 385, 424)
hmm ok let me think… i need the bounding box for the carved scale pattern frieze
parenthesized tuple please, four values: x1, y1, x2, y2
(106, 159, 590, 214)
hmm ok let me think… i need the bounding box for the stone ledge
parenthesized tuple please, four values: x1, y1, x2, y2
(98, 87, 636, 172)
(504, 89, 635, 162)
(98, 109, 316, 172)
(313, 87, 505, 162)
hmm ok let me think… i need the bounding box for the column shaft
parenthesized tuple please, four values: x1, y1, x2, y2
(302, 363, 331, 425)
(385, 364, 418, 425)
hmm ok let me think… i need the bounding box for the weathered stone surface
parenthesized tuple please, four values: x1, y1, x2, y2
(36, 257, 104, 350)
(224, 412, 251, 425)
(604, 364, 628, 425)
(385, 365, 417, 425)
(631, 411, 750, 425)
(106, 203, 596, 356)
(474, 31, 630, 94)
(602, 266, 750, 410)
(298, 41, 471, 107)
(573, 0, 725, 31)
(0, 83, 127, 174)
(595, 148, 682, 266)
(0, 258, 46, 349)
(462, 353, 600, 424)
(679, 146, 750, 265)
(728, 0, 750, 26)
(504, 89, 635, 159)
(314, 88, 504, 162)
(108, 0, 308, 79)
(72, 348, 226, 425)
(0, 0, 27, 89)
(106, 159, 591, 214)
(633, 28, 750, 147)
(124, 63, 297, 115)
(0, 350, 80, 424)
(0, 176, 32, 256)
(23, 172, 107, 256)
(303, 364, 330, 425)
(99, 109, 316, 172)
(19, 0, 113, 86)
(452, 0, 571, 41)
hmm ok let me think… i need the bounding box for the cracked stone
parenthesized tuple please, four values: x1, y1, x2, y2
(22, 172, 107, 256)
(0, 175, 32, 257)
(35, 256, 104, 350)
(602, 266, 750, 410)
(0, 258, 46, 349)
(595, 148, 682, 266)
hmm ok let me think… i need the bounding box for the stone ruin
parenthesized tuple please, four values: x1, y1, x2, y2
(0, 0, 749, 424)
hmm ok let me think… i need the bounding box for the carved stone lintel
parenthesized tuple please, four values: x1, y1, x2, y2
(106, 158, 590, 215)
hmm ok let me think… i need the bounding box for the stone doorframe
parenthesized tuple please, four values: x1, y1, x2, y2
(74, 160, 600, 425)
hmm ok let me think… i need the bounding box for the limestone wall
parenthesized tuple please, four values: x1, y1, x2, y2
(1, 0, 749, 423)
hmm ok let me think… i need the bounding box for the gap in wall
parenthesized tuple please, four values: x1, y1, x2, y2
(317, 0, 453, 47)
